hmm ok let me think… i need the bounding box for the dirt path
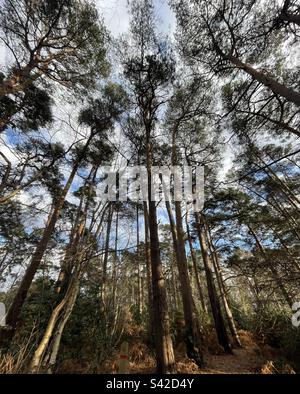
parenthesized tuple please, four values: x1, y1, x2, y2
(128, 330, 278, 374)
(203, 347, 266, 374)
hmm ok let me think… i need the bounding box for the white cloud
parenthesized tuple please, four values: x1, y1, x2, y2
(96, 0, 176, 37)
(96, 0, 130, 37)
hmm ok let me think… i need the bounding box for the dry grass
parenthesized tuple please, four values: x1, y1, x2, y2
(0, 347, 28, 374)
(49, 328, 297, 374)
(260, 360, 296, 374)
(58, 358, 91, 374)
(0, 325, 40, 374)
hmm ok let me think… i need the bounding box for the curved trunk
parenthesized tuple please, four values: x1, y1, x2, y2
(46, 281, 79, 373)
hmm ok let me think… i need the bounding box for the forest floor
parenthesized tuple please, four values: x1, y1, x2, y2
(127, 330, 287, 375)
(58, 329, 296, 374)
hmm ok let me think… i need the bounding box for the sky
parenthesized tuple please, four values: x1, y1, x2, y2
(0, 1, 175, 67)
(0, 0, 233, 202)
(2, 0, 296, 291)
(0, 0, 231, 229)
(97, 0, 176, 37)
(0, 0, 233, 246)
(0, 1, 179, 290)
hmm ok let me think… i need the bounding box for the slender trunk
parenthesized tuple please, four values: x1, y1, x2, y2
(196, 213, 233, 353)
(5, 166, 77, 333)
(174, 201, 204, 366)
(29, 268, 80, 373)
(46, 281, 80, 373)
(100, 205, 113, 306)
(247, 225, 293, 307)
(31, 179, 100, 372)
(146, 133, 175, 373)
(136, 204, 142, 317)
(170, 252, 179, 310)
(143, 201, 153, 342)
(165, 199, 204, 366)
(225, 54, 300, 107)
(3, 135, 94, 338)
(55, 190, 86, 295)
(185, 213, 207, 313)
(112, 209, 119, 308)
(205, 221, 241, 347)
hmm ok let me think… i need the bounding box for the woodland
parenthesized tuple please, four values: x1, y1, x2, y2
(0, 0, 299, 374)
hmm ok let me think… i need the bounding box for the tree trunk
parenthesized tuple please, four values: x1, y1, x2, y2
(100, 204, 113, 307)
(46, 281, 79, 373)
(247, 224, 293, 307)
(225, 54, 300, 107)
(196, 213, 233, 354)
(5, 166, 77, 333)
(136, 204, 142, 318)
(170, 252, 179, 311)
(1, 134, 94, 342)
(55, 189, 86, 295)
(112, 209, 119, 308)
(185, 213, 207, 313)
(146, 134, 175, 373)
(29, 187, 94, 373)
(174, 201, 204, 366)
(165, 200, 204, 366)
(204, 220, 241, 347)
(29, 267, 80, 373)
(143, 201, 154, 343)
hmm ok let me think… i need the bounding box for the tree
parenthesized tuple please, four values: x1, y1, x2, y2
(173, 0, 300, 111)
(0, 0, 109, 133)
(1, 83, 126, 341)
(121, 0, 176, 373)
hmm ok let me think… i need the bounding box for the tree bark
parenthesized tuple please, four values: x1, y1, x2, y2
(196, 213, 233, 354)
(136, 204, 142, 318)
(100, 204, 113, 307)
(143, 201, 154, 343)
(185, 213, 207, 313)
(247, 224, 294, 308)
(146, 134, 175, 373)
(225, 54, 300, 107)
(2, 134, 93, 340)
(29, 267, 81, 373)
(204, 220, 241, 347)
(174, 201, 204, 366)
(165, 200, 204, 366)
